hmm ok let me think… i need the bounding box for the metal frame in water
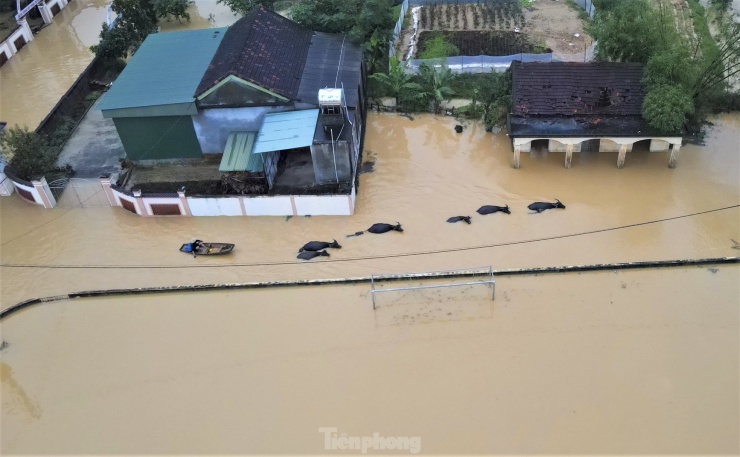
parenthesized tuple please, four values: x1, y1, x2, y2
(370, 265, 495, 309)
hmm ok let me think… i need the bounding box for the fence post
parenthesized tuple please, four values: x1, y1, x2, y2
(31, 176, 56, 208)
(99, 174, 117, 206)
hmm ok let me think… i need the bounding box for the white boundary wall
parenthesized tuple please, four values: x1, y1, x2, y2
(0, 19, 33, 61)
(107, 185, 356, 217)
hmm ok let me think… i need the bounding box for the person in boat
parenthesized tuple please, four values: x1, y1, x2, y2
(185, 239, 205, 253)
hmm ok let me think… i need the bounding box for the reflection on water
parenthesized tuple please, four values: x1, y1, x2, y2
(0, 0, 238, 129)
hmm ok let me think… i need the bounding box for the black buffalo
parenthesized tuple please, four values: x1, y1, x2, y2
(447, 216, 472, 224)
(477, 205, 510, 215)
(347, 222, 403, 237)
(297, 250, 330, 261)
(299, 239, 341, 252)
(528, 199, 566, 213)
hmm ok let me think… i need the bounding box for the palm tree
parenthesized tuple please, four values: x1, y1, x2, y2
(368, 56, 422, 110)
(417, 63, 455, 114)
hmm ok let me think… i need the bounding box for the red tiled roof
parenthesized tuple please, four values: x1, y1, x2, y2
(194, 6, 312, 100)
(511, 62, 646, 117)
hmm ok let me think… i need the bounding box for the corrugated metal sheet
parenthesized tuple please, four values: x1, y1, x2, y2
(98, 28, 227, 115)
(253, 109, 319, 154)
(296, 32, 363, 108)
(220, 132, 264, 172)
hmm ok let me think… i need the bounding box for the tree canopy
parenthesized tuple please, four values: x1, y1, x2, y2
(290, 0, 395, 42)
(153, 0, 192, 22)
(0, 127, 56, 181)
(90, 0, 158, 60)
(217, 0, 274, 16)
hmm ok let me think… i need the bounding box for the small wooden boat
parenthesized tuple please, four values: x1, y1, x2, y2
(179, 242, 235, 256)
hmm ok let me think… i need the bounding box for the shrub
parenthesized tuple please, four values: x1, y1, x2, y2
(0, 127, 56, 181)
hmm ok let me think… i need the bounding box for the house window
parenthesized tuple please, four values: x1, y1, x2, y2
(322, 105, 341, 115)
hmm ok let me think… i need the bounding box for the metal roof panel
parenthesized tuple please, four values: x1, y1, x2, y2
(98, 28, 227, 114)
(253, 109, 319, 153)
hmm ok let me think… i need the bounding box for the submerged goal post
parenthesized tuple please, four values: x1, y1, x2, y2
(370, 266, 495, 310)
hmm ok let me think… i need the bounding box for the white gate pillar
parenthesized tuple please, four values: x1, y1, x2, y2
(31, 176, 56, 208)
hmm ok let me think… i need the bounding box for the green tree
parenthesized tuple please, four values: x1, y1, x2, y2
(153, 0, 192, 22)
(0, 127, 56, 181)
(217, 0, 274, 16)
(589, 0, 670, 63)
(349, 0, 395, 42)
(643, 48, 697, 90)
(418, 33, 459, 60)
(91, 0, 158, 60)
(642, 84, 693, 132)
(369, 56, 422, 109)
(417, 63, 455, 114)
(290, 0, 361, 34)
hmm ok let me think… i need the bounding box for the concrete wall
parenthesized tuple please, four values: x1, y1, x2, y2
(310, 141, 352, 184)
(188, 197, 243, 216)
(0, 172, 15, 196)
(294, 195, 352, 216)
(107, 186, 356, 217)
(192, 106, 292, 154)
(6, 176, 56, 207)
(0, 20, 33, 64)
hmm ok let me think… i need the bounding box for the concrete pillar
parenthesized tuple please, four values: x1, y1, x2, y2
(16, 18, 33, 44)
(564, 144, 574, 169)
(513, 146, 521, 169)
(99, 174, 117, 206)
(668, 144, 681, 168)
(31, 176, 56, 208)
(0, 172, 15, 196)
(177, 187, 191, 216)
(37, 3, 54, 24)
(132, 188, 146, 216)
(617, 144, 628, 169)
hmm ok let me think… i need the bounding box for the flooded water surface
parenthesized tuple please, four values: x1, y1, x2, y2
(0, 113, 739, 453)
(0, 0, 238, 129)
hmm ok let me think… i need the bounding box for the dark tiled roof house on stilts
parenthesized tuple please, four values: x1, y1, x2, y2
(507, 62, 684, 169)
(98, 6, 366, 200)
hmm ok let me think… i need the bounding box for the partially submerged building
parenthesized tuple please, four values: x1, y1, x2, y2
(98, 6, 366, 195)
(507, 62, 684, 168)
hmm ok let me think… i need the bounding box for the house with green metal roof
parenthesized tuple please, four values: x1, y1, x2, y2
(98, 6, 366, 194)
(98, 27, 227, 161)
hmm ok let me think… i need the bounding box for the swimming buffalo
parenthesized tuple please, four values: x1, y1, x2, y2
(528, 199, 566, 213)
(477, 205, 510, 215)
(297, 250, 330, 261)
(447, 216, 472, 224)
(299, 239, 341, 252)
(347, 222, 403, 237)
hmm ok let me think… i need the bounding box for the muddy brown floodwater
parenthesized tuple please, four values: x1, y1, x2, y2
(0, 0, 237, 129)
(1, 113, 739, 454)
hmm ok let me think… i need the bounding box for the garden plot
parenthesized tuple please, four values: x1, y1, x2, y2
(398, 0, 592, 61)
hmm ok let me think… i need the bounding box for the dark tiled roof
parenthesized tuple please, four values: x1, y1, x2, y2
(194, 6, 312, 99)
(296, 32, 363, 108)
(508, 115, 683, 138)
(512, 62, 646, 117)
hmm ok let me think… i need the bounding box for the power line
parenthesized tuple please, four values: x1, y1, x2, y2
(1, 204, 738, 270)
